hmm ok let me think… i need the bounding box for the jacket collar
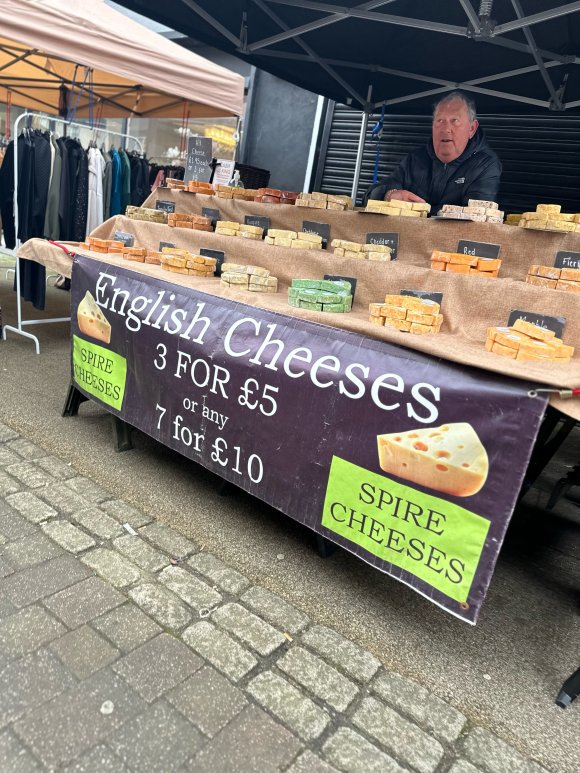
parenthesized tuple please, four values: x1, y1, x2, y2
(427, 126, 485, 165)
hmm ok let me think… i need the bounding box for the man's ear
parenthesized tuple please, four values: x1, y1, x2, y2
(469, 119, 479, 138)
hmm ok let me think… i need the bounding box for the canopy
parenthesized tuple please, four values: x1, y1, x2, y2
(0, 0, 244, 118)
(114, 0, 580, 114)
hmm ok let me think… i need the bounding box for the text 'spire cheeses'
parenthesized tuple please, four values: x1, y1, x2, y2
(77, 291, 112, 345)
(377, 423, 489, 497)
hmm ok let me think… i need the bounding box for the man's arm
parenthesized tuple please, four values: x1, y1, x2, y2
(363, 154, 425, 204)
(463, 157, 503, 203)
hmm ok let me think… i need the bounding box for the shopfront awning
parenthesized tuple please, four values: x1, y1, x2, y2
(0, 0, 244, 118)
(113, 0, 580, 114)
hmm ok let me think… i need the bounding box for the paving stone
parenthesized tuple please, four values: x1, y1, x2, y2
(212, 602, 285, 656)
(0, 594, 18, 620)
(187, 705, 302, 773)
(0, 729, 41, 772)
(182, 621, 257, 681)
(113, 534, 169, 572)
(12, 669, 147, 769)
(449, 762, 483, 773)
(353, 696, 444, 773)
(158, 565, 222, 611)
(373, 671, 467, 743)
(44, 575, 125, 628)
(7, 438, 46, 460)
(0, 649, 76, 727)
(248, 670, 330, 741)
(0, 470, 20, 497)
(5, 491, 58, 525)
(71, 507, 123, 540)
(301, 624, 380, 683)
(36, 455, 76, 481)
(49, 625, 120, 679)
(81, 548, 142, 589)
(276, 646, 358, 712)
(5, 462, 54, 489)
(64, 476, 112, 503)
(1, 532, 63, 568)
(139, 522, 197, 559)
(39, 482, 95, 515)
(100, 499, 152, 529)
(288, 750, 340, 773)
(0, 605, 66, 659)
(0, 423, 19, 442)
(0, 447, 21, 467)
(128, 583, 192, 631)
(2, 555, 91, 608)
(92, 603, 162, 652)
(109, 700, 204, 773)
(166, 665, 247, 738)
(41, 520, 96, 553)
(323, 727, 405, 773)
(62, 744, 130, 773)
(241, 586, 309, 634)
(187, 552, 250, 594)
(0, 554, 15, 578)
(113, 633, 202, 702)
(0, 509, 37, 539)
(462, 727, 549, 773)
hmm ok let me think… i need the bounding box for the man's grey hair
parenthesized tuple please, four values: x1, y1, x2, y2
(433, 91, 477, 122)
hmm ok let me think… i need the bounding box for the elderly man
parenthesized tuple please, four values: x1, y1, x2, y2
(365, 91, 502, 210)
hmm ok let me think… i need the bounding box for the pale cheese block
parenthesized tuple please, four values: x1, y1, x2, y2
(274, 237, 294, 248)
(299, 232, 324, 244)
(268, 229, 297, 239)
(377, 422, 488, 497)
(77, 291, 111, 345)
(362, 243, 391, 253)
(536, 204, 561, 214)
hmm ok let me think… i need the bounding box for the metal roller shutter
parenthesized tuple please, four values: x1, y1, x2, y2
(314, 103, 580, 214)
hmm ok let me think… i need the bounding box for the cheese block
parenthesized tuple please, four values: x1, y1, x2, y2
(367, 251, 392, 262)
(77, 291, 112, 345)
(377, 422, 489, 497)
(269, 229, 297, 239)
(362, 243, 391, 253)
(299, 232, 324, 244)
(536, 203, 561, 214)
(274, 237, 294, 248)
(512, 318, 556, 341)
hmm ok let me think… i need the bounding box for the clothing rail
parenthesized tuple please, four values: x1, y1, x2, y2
(2, 111, 143, 353)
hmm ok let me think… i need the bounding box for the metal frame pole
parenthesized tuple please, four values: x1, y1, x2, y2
(351, 85, 373, 203)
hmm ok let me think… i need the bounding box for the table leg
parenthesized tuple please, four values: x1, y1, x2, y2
(556, 667, 580, 708)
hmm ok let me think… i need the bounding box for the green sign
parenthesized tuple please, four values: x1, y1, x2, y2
(322, 457, 490, 603)
(73, 335, 127, 411)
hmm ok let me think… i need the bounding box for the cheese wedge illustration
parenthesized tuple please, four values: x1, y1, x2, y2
(77, 291, 111, 344)
(377, 422, 488, 497)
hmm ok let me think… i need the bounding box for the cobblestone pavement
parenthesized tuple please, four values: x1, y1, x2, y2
(0, 422, 554, 772)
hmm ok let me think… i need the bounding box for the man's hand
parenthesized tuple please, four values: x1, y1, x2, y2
(384, 189, 426, 203)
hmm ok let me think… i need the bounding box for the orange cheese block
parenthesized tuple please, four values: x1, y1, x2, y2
(556, 279, 580, 293)
(431, 260, 446, 271)
(446, 263, 471, 274)
(476, 258, 501, 271)
(491, 341, 517, 359)
(560, 267, 580, 281)
(512, 318, 556, 341)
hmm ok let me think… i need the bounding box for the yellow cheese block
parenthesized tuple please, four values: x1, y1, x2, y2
(512, 318, 556, 341)
(536, 204, 561, 214)
(77, 291, 111, 345)
(377, 422, 489, 497)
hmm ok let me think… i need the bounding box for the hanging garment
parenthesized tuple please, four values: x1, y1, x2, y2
(103, 152, 112, 220)
(130, 154, 149, 205)
(71, 145, 89, 241)
(31, 131, 51, 238)
(56, 137, 70, 241)
(119, 149, 131, 212)
(17, 130, 35, 243)
(0, 139, 16, 248)
(44, 136, 62, 239)
(86, 146, 105, 234)
(109, 148, 122, 216)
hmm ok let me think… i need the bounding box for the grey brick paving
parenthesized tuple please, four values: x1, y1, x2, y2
(188, 552, 250, 594)
(5, 463, 54, 490)
(0, 606, 66, 659)
(7, 438, 46, 460)
(158, 565, 222, 610)
(81, 548, 141, 588)
(2, 555, 91, 608)
(449, 761, 484, 773)
(112, 534, 169, 572)
(0, 729, 41, 772)
(182, 621, 257, 681)
(92, 603, 162, 652)
(5, 492, 58, 524)
(71, 507, 123, 539)
(323, 727, 405, 773)
(65, 476, 112, 503)
(49, 625, 120, 679)
(44, 576, 125, 628)
(139, 521, 197, 558)
(0, 447, 22, 467)
(1, 532, 63, 568)
(301, 624, 380, 683)
(41, 520, 96, 553)
(128, 583, 192, 631)
(62, 744, 130, 772)
(36, 455, 76, 481)
(288, 749, 340, 773)
(0, 509, 37, 539)
(39, 483, 95, 515)
(0, 423, 19, 442)
(462, 727, 549, 773)
(0, 470, 21, 496)
(0, 553, 15, 578)
(277, 646, 358, 711)
(241, 585, 309, 634)
(100, 499, 152, 528)
(211, 602, 286, 655)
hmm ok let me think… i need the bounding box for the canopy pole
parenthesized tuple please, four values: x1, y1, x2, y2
(351, 85, 373, 203)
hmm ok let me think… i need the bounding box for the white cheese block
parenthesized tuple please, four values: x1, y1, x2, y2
(377, 422, 489, 497)
(77, 291, 111, 344)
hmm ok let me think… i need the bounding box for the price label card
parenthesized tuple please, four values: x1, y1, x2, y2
(245, 215, 270, 233)
(457, 240, 501, 259)
(324, 274, 357, 302)
(302, 220, 330, 248)
(202, 207, 220, 227)
(554, 250, 580, 269)
(366, 232, 399, 260)
(200, 248, 225, 276)
(184, 136, 213, 183)
(155, 200, 176, 213)
(213, 159, 235, 187)
(159, 241, 176, 251)
(508, 309, 565, 338)
(401, 289, 443, 305)
(113, 231, 134, 247)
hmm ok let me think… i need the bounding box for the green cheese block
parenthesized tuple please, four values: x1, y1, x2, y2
(316, 292, 341, 303)
(288, 287, 300, 298)
(288, 297, 299, 307)
(297, 289, 320, 301)
(292, 279, 322, 289)
(322, 302, 348, 312)
(298, 300, 323, 310)
(320, 279, 352, 293)
(343, 296, 353, 311)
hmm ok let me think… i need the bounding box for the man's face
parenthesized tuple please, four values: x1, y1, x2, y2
(432, 99, 479, 163)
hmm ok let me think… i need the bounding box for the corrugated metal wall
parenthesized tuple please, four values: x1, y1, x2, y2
(314, 104, 580, 213)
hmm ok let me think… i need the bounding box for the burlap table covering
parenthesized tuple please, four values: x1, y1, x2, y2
(18, 208, 580, 420)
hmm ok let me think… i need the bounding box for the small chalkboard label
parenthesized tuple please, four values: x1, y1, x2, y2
(245, 215, 270, 234)
(184, 136, 213, 183)
(200, 248, 225, 276)
(155, 200, 176, 213)
(401, 289, 443, 305)
(366, 232, 399, 260)
(554, 250, 580, 269)
(508, 309, 565, 338)
(113, 230, 134, 247)
(159, 241, 176, 251)
(457, 240, 500, 259)
(202, 207, 220, 227)
(324, 274, 357, 302)
(302, 220, 330, 248)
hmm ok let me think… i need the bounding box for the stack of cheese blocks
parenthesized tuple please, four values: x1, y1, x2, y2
(264, 229, 323, 249)
(78, 237, 126, 254)
(288, 279, 352, 312)
(160, 247, 217, 277)
(220, 263, 278, 293)
(214, 184, 257, 201)
(186, 181, 214, 194)
(123, 247, 147, 263)
(331, 239, 392, 261)
(125, 205, 168, 224)
(255, 187, 299, 205)
(486, 319, 574, 363)
(295, 192, 353, 211)
(437, 200, 503, 223)
(369, 295, 442, 334)
(505, 214, 522, 226)
(526, 264, 580, 292)
(518, 204, 577, 232)
(364, 200, 430, 217)
(167, 213, 213, 232)
(166, 178, 185, 190)
(431, 250, 501, 277)
(215, 221, 264, 240)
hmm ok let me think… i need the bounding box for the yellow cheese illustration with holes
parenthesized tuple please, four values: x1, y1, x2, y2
(377, 423, 488, 497)
(77, 291, 111, 344)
